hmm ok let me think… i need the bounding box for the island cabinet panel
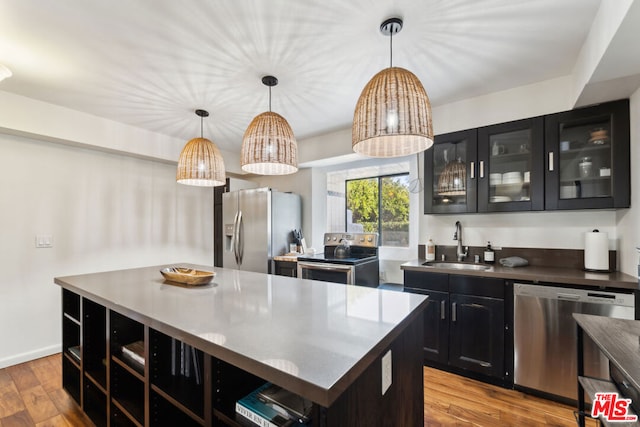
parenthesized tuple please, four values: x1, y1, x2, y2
(58, 267, 427, 427)
(149, 328, 207, 424)
(61, 289, 81, 406)
(110, 311, 145, 427)
(83, 299, 107, 389)
(211, 358, 265, 424)
(82, 298, 108, 427)
(319, 317, 424, 427)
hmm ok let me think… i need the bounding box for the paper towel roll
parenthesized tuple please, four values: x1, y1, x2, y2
(584, 230, 609, 272)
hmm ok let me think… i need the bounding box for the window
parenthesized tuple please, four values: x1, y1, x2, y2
(345, 173, 410, 247)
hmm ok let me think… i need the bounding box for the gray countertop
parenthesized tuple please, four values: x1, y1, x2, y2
(54, 264, 428, 407)
(573, 313, 640, 393)
(401, 259, 638, 290)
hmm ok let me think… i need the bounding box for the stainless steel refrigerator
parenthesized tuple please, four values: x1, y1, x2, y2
(222, 187, 301, 274)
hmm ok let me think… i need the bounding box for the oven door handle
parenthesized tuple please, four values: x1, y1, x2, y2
(297, 262, 354, 272)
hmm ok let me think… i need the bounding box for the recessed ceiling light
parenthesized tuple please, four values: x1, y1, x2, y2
(0, 64, 12, 82)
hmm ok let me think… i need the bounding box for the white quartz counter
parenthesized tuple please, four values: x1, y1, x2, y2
(55, 264, 428, 407)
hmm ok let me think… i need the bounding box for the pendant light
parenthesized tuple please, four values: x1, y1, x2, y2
(352, 18, 433, 158)
(176, 109, 226, 187)
(241, 76, 298, 175)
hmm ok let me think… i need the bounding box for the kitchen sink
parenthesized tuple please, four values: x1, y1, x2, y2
(421, 261, 492, 271)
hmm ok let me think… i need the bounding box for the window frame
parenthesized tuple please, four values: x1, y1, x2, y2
(344, 172, 410, 247)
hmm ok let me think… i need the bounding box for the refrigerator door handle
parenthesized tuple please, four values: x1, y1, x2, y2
(236, 210, 244, 266)
(232, 211, 239, 265)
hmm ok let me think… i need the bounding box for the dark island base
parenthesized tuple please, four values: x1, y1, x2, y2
(61, 288, 425, 427)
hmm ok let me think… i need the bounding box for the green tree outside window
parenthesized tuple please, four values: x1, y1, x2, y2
(346, 173, 409, 247)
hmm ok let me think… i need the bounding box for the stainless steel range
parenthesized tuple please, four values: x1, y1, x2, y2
(297, 233, 379, 287)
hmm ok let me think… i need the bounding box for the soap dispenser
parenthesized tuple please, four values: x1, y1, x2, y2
(426, 238, 436, 261)
(483, 241, 495, 264)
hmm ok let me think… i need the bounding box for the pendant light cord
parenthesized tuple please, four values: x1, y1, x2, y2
(389, 28, 393, 68)
(200, 116, 204, 138)
(268, 86, 272, 112)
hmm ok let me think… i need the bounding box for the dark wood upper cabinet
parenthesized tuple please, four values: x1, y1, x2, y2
(424, 99, 630, 214)
(424, 129, 478, 214)
(544, 99, 630, 210)
(477, 117, 545, 212)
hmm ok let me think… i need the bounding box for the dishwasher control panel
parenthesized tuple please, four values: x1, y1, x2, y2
(513, 283, 635, 306)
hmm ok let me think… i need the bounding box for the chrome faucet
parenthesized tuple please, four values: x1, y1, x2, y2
(454, 221, 468, 262)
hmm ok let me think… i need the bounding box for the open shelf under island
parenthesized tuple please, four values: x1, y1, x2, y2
(55, 264, 428, 427)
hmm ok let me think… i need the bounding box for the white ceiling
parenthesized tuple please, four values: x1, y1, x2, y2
(0, 0, 602, 153)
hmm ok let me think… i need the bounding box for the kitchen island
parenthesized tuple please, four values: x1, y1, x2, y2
(55, 264, 428, 427)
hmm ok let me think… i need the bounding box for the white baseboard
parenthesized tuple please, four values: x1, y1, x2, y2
(0, 344, 61, 369)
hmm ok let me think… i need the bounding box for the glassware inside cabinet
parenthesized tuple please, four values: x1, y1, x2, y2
(558, 120, 612, 200)
(488, 128, 532, 204)
(432, 140, 468, 207)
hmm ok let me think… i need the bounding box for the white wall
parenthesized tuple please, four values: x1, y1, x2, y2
(432, 76, 574, 134)
(0, 90, 244, 174)
(0, 133, 213, 368)
(616, 86, 640, 276)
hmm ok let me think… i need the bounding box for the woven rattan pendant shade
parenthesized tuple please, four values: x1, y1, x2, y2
(352, 18, 433, 158)
(241, 76, 298, 175)
(241, 111, 298, 175)
(353, 67, 433, 157)
(176, 110, 226, 187)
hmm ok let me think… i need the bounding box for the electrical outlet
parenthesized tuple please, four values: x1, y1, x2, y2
(381, 350, 392, 395)
(35, 235, 53, 248)
(379, 270, 387, 281)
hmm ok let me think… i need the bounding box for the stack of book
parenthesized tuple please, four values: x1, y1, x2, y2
(68, 345, 81, 363)
(121, 340, 144, 371)
(235, 383, 311, 427)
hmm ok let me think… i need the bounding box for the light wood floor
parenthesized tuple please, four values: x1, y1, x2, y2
(0, 354, 597, 426)
(424, 366, 597, 426)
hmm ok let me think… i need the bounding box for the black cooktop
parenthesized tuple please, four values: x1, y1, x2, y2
(297, 252, 378, 265)
(297, 232, 379, 265)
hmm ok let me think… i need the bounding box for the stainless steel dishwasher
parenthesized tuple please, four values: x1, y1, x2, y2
(513, 283, 635, 402)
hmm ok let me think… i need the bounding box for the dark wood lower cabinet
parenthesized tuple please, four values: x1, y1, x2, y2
(404, 271, 511, 386)
(411, 288, 449, 365)
(449, 293, 504, 378)
(274, 260, 297, 277)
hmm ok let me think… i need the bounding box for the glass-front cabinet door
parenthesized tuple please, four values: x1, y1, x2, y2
(545, 99, 630, 210)
(478, 117, 544, 212)
(424, 129, 477, 214)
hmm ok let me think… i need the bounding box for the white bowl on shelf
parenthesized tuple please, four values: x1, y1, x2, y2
(490, 196, 512, 203)
(496, 181, 523, 198)
(502, 171, 522, 183)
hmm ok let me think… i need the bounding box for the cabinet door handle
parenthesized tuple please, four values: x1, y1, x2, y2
(479, 161, 485, 179)
(440, 300, 446, 320)
(470, 162, 475, 179)
(548, 151, 554, 172)
(451, 302, 457, 322)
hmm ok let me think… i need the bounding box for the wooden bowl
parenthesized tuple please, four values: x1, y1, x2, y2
(160, 267, 215, 285)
